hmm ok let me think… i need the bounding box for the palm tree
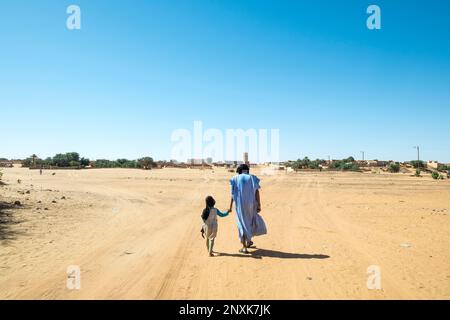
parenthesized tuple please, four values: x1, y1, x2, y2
(31, 154, 37, 168)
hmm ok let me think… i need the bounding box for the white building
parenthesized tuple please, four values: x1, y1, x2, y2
(427, 161, 439, 170)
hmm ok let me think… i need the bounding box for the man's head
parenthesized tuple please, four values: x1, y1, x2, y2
(236, 164, 250, 174)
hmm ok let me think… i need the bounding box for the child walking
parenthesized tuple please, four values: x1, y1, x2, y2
(201, 196, 229, 257)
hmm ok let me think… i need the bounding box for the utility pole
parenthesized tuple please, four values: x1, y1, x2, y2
(413, 146, 420, 168)
(360, 151, 365, 162)
(414, 146, 420, 162)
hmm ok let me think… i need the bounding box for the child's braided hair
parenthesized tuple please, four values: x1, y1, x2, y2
(201, 196, 216, 221)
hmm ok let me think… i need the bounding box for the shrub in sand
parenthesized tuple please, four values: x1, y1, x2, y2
(388, 163, 400, 173)
(431, 172, 444, 180)
(415, 168, 421, 177)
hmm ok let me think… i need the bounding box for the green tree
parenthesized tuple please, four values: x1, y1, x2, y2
(80, 157, 90, 167)
(308, 160, 320, 169)
(116, 159, 136, 168)
(302, 157, 311, 168)
(290, 159, 303, 170)
(410, 160, 425, 169)
(343, 156, 355, 163)
(52, 153, 69, 167)
(66, 152, 80, 163)
(22, 157, 32, 167)
(69, 161, 80, 167)
(43, 157, 53, 166)
(329, 157, 359, 171)
(51, 152, 79, 167)
(22, 155, 43, 167)
(93, 159, 113, 168)
(138, 157, 155, 170)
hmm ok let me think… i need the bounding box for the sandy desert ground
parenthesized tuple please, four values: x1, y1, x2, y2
(0, 166, 449, 299)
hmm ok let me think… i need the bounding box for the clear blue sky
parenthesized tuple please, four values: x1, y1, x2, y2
(1, 0, 449, 162)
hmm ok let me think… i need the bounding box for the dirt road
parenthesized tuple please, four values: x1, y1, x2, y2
(1, 167, 449, 299)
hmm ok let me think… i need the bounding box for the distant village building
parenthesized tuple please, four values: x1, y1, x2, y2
(366, 160, 379, 167)
(219, 160, 243, 169)
(186, 158, 212, 169)
(0, 160, 13, 168)
(427, 161, 439, 170)
(187, 159, 204, 165)
(270, 163, 285, 170)
(356, 160, 389, 167)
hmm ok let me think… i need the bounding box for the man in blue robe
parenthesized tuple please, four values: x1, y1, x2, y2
(229, 164, 261, 254)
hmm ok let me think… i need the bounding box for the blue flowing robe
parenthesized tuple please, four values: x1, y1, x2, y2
(230, 173, 261, 241)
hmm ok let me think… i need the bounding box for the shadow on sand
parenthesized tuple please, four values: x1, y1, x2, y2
(216, 248, 330, 260)
(216, 252, 263, 259)
(0, 201, 26, 243)
(251, 249, 330, 259)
